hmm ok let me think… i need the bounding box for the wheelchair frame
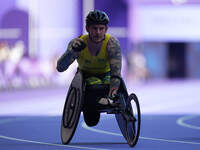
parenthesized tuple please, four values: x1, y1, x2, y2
(61, 70, 141, 147)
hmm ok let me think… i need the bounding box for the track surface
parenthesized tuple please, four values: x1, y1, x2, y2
(0, 80, 200, 150)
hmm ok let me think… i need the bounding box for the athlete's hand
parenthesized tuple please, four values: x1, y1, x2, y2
(72, 38, 86, 52)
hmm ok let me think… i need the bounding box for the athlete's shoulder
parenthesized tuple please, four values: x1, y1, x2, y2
(107, 35, 120, 49)
(79, 34, 87, 39)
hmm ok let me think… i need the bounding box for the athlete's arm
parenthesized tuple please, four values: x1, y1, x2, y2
(56, 38, 83, 72)
(107, 36, 122, 97)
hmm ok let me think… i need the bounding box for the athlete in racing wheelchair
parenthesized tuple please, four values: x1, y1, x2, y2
(56, 10, 141, 147)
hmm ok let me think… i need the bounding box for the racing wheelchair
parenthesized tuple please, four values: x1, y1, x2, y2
(61, 70, 141, 147)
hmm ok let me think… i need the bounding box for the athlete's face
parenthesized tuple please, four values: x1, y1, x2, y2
(86, 24, 108, 43)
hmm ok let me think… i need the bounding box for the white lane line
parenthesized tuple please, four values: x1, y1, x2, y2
(0, 118, 110, 150)
(81, 121, 200, 145)
(177, 115, 200, 130)
(82, 122, 122, 136)
(0, 118, 27, 124)
(0, 135, 110, 150)
(139, 136, 200, 145)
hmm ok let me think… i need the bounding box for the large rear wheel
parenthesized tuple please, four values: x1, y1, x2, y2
(61, 71, 83, 144)
(115, 93, 141, 147)
(61, 87, 82, 144)
(125, 93, 141, 147)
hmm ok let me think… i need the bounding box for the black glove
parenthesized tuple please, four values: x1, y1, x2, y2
(72, 40, 86, 52)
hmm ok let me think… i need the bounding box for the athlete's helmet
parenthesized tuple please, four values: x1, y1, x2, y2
(86, 10, 109, 26)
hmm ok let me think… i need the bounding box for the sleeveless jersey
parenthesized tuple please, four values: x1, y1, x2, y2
(77, 34, 111, 74)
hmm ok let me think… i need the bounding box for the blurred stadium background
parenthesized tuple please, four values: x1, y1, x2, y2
(0, 0, 200, 90)
(1, 2, 200, 149)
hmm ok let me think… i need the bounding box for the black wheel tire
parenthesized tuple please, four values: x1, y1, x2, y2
(61, 87, 82, 144)
(115, 93, 141, 147)
(125, 93, 141, 147)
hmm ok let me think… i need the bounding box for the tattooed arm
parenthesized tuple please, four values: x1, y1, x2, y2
(56, 38, 82, 72)
(107, 36, 122, 97)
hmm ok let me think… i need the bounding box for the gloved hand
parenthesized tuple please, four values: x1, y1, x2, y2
(98, 97, 114, 105)
(72, 38, 86, 52)
(98, 88, 118, 106)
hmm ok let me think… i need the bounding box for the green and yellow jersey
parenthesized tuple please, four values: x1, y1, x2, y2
(77, 34, 111, 74)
